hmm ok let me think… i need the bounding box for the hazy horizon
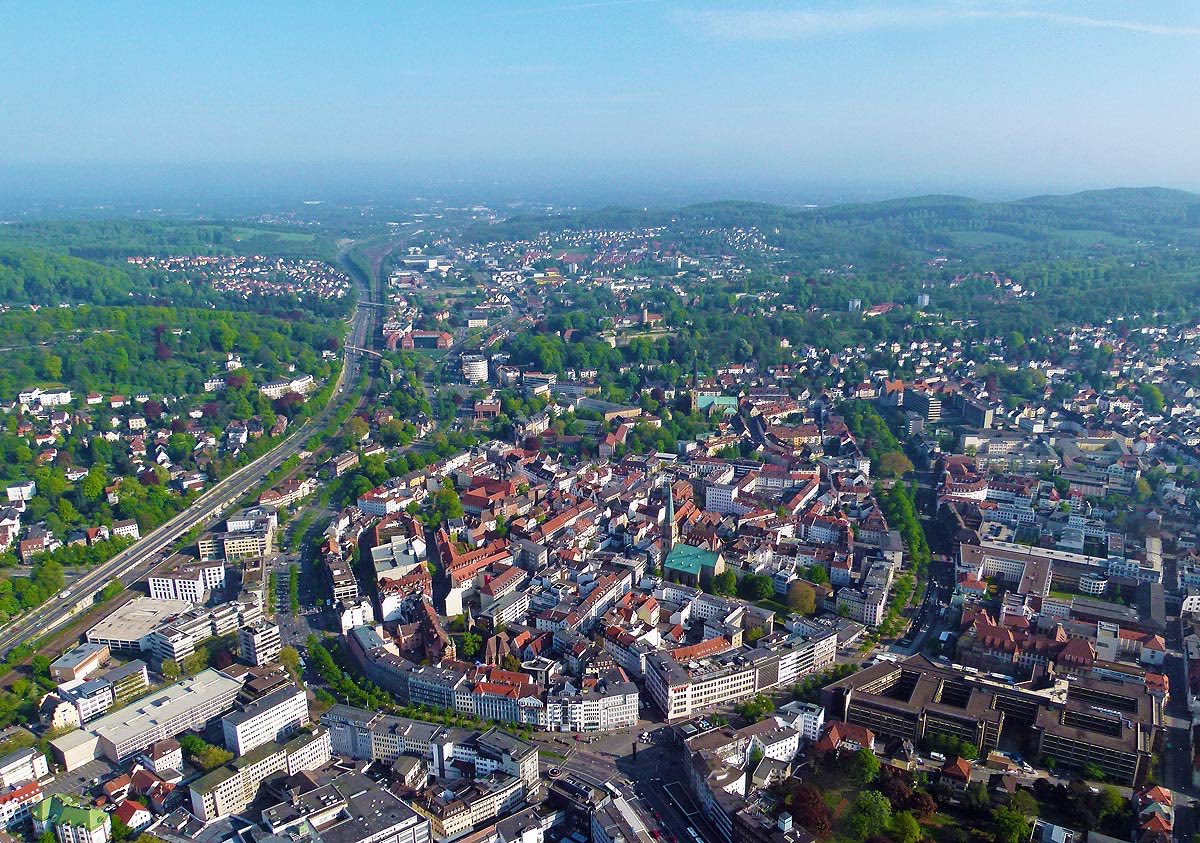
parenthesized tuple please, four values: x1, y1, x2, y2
(3, 1, 1200, 211)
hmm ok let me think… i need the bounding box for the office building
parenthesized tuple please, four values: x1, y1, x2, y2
(189, 727, 331, 822)
(221, 683, 309, 755)
(49, 643, 110, 683)
(646, 629, 836, 721)
(823, 654, 1158, 785)
(86, 597, 193, 653)
(261, 770, 430, 843)
(50, 669, 241, 770)
(238, 620, 282, 667)
(147, 563, 226, 603)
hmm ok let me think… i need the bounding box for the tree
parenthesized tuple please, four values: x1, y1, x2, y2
(178, 733, 206, 757)
(906, 791, 936, 820)
(1095, 785, 1124, 822)
(806, 564, 829, 585)
(1008, 789, 1038, 817)
(1140, 383, 1165, 415)
(161, 659, 180, 681)
(786, 580, 816, 615)
(850, 746, 881, 785)
(734, 693, 775, 722)
(991, 807, 1031, 843)
(888, 811, 921, 843)
(1080, 762, 1104, 782)
(781, 781, 832, 837)
(738, 574, 775, 601)
(279, 646, 302, 680)
(1134, 477, 1153, 503)
(878, 450, 914, 478)
(196, 745, 233, 771)
(112, 817, 133, 843)
(963, 781, 989, 812)
(842, 791, 891, 843)
(460, 632, 481, 660)
(180, 649, 209, 677)
(711, 569, 737, 597)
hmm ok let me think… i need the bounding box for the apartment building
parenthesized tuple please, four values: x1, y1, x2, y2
(32, 796, 109, 843)
(221, 683, 310, 755)
(189, 727, 331, 822)
(238, 620, 282, 667)
(0, 747, 48, 789)
(147, 562, 226, 603)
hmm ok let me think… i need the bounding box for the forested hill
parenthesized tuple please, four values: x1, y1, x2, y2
(0, 219, 336, 261)
(0, 219, 344, 314)
(467, 187, 1200, 254)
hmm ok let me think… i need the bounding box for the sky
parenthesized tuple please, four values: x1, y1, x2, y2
(1, 0, 1199, 205)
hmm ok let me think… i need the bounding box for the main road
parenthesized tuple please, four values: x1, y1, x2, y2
(0, 244, 381, 658)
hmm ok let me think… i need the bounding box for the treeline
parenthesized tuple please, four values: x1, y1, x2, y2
(840, 400, 912, 478)
(878, 482, 930, 574)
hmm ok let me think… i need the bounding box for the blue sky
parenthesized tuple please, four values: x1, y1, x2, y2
(2, 1, 1198, 201)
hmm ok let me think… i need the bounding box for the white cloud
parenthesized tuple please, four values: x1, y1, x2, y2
(676, 3, 1200, 40)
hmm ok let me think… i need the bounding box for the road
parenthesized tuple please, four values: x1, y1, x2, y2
(0, 245, 378, 658)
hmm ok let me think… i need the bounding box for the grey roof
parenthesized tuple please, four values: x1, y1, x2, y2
(223, 683, 303, 727)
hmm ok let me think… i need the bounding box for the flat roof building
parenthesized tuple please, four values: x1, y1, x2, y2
(51, 668, 241, 770)
(86, 597, 194, 653)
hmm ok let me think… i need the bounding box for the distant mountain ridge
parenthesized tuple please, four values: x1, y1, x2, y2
(469, 186, 1200, 245)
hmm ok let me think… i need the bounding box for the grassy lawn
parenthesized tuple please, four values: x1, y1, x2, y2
(229, 226, 317, 243)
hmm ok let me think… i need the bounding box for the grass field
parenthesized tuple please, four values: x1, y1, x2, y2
(228, 226, 317, 243)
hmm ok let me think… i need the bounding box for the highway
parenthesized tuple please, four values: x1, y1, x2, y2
(0, 245, 379, 658)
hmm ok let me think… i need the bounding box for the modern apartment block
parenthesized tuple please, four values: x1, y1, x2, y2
(238, 620, 282, 667)
(221, 683, 310, 755)
(147, 562, 226, 603)
(822, 654, 1158, 784)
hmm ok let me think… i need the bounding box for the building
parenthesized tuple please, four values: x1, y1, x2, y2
(32, 796, 110, 843)
(663, 545, 725, 587)
(0, 780, 43, 830)
(238, 620, 282, 667)
(86, 597, 194, 653)
(189, 727, 331, 822)
(463, 355, 490, 384)
(646, 629, 836, 721)
(221, 682, 309, 755)
(49, 643, 110, 683)
(0, 747, 49, 789)
(147, 563, 226, 603)
(261, 770, 431, 843)
(822, 653, 1158, 785)
(50, 669, 241, 770)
